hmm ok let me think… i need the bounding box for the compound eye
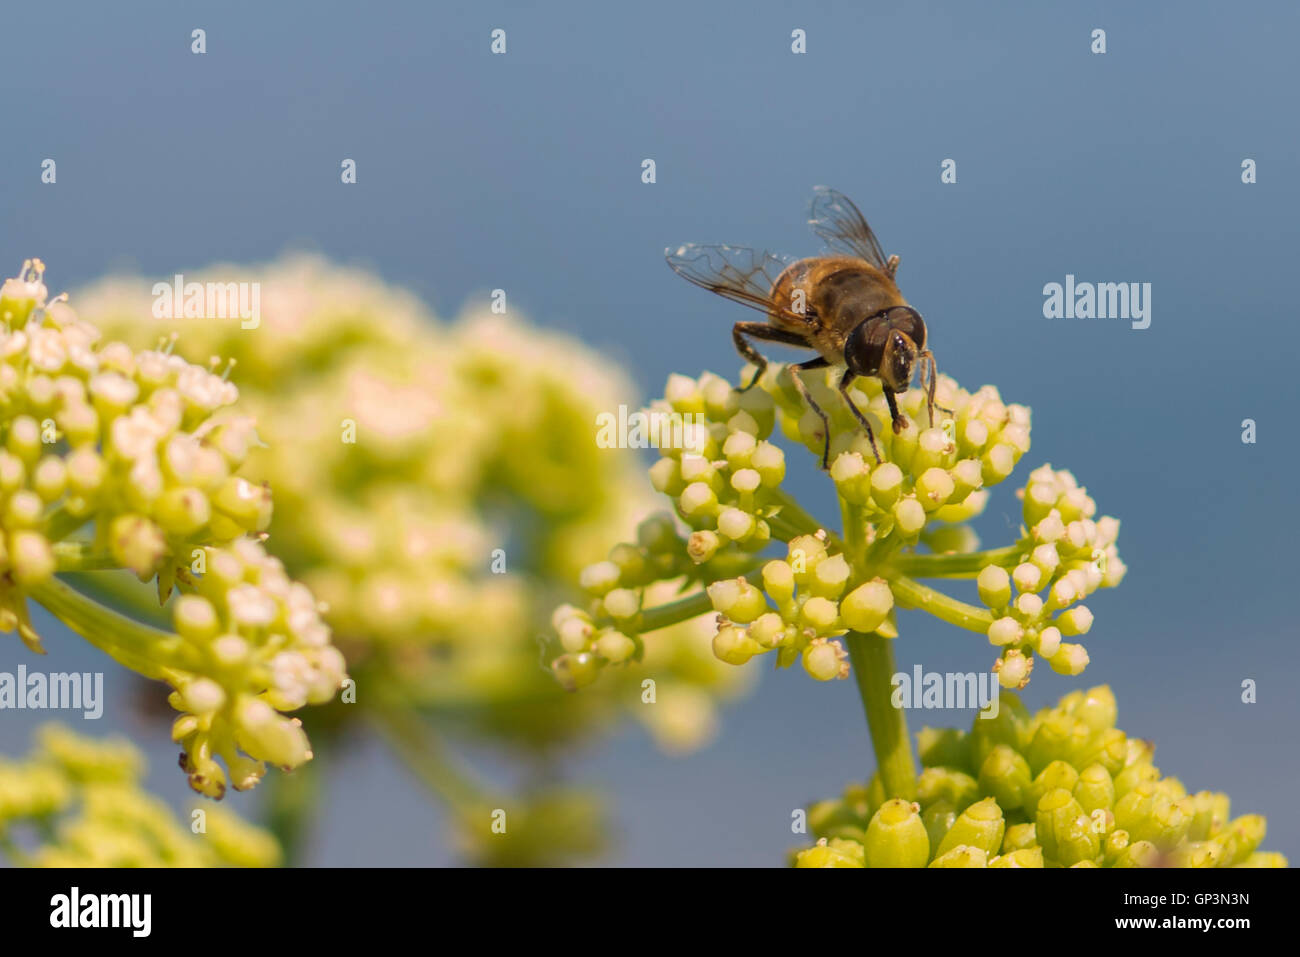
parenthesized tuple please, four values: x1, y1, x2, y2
(889, 307, 926, 349)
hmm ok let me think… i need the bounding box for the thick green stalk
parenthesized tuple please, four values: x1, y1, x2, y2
(846, 630, 917, 801)
(891, 543, 1027, 578)
(638, 589, 714, 633)
(29, 576, 190, 679)
(366, 696, 489, 816)
(890, 575, 993, 633)
(263, 752, 321, 867)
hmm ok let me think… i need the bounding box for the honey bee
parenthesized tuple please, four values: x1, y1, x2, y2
(666, 186, 945, 468)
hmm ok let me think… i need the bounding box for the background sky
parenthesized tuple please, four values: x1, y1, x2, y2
(2, 0, 1298, 866)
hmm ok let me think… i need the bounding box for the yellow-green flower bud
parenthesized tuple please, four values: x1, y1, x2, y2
(706, 577, 768, 623)
(712, 624, 761, 665)
(1002, 822, 1037, 853)
(687, 529, 721, 564)
(1048, 642, 1089, 675)
(1036, 787, 1098, 866)
(929, 845, 988, 867)
(977, 564, 1012, 608)
(869, 462, 903, 509)
(10, 529, 55, 585)
(799, 596, 840, 633)
(864, 798, 929, 868)
(978, 744, 1032, 811)
(917, 767, 980, 812)
(762, 560, 796, 605)
(922, 799, 957, 851)
(1073, 763, 1116, 814)
(840, 579, 893, 633)
(801, 639, 847, 681)
(794, 837, 865, 868)
(990, 847, 1044, 867)
(893, 497, 926, 536)
(936, 797, 1005, 858)
(551, 652, 600, 691)
(810, 553, 851, 599)
(595, 630, 637, 663)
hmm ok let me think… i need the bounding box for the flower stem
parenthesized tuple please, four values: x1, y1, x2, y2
(28, 576, 192, 679)
(846, 630, 917, 801)
(890, 575, 993, 633)
(890, 543, 1027, 579)
(637, 589, 713, 633)
(263, 748, 321, 866)
(53, 541, 118, 572)
(771, 489, 844, 550)
(366, 694, 489, 815)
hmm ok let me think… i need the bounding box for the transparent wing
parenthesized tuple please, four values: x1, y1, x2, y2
(808, 186, 887, 268)
(664, 243, 809, 324)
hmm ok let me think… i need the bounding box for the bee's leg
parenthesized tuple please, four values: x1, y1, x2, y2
(789, 356, 832, 469)
(884, 388, 910, 435)
(918, 350, 952, 426)
(837, 370, 882, 463)
(732, 322, 812, 392)
(885, 254, 900, 279)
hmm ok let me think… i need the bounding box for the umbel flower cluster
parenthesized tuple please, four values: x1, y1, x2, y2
(75, 258, 750, 863)
(0, 724, 279, 867)
(794, 686, 1286, 868)
(547, 357, 1281, 868)
(78, 259, 748, 757)
(550, 363, 1125, 690)
(0, 260, 346, 800)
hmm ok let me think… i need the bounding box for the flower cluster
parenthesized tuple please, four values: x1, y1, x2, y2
(793, 685, 1286, 868)
(977, 465, 1127, 687)
(168, 538, 346, 797)
(0, 261, 272, 620)
(76, 259, 748, 769)
(1, 260, 347, 798)
(0, 724, 280, 867)
(549, 362, 1122, 690)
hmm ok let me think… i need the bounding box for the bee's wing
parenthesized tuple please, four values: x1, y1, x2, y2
(664, 243, 810, 324)
(808, 186, 888, 269)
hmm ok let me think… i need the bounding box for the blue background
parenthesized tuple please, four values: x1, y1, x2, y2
(2, 0, 1297, 866)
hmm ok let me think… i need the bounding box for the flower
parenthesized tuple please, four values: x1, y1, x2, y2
(0, 260, 347, 798)
(0, 725, 280, 867)
(793, 685, 1287, 868)
(548, 362, 1122, 691)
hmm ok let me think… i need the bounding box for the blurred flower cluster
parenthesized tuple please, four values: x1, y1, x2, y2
(0, 724, 279, 867)
(794, 685, 1286, 868)
(74, 257, 751, 862)
(549, 363, 1124, 690)
(0, 260, 346, 801)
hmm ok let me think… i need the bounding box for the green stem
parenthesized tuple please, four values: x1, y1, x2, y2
(43, 506, 89, 543)
(839, 497, 869, 570)
(846, 630, 917, 800)
(29, 576, 191, 680)
(637, 589, 713, 633)
(263, 751, 320, 867)
(366, 696, 490, 816)
(891, 543, 1027, 579)
(770, 489, 844, 550)
(53, 541, 118, 572)
(890, 575, 993, 633)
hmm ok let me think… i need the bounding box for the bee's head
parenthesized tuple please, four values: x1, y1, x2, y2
(879, 329, 918, 393)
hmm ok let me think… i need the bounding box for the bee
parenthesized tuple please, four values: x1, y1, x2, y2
(666, 186, 945, 468)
